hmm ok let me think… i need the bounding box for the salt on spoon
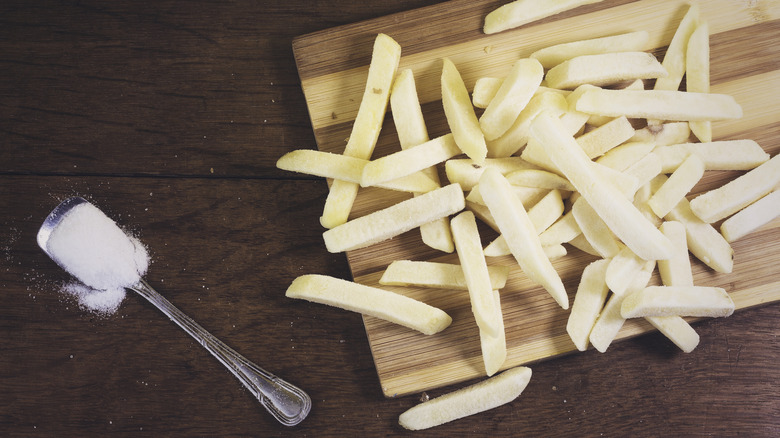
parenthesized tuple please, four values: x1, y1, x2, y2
(38, 197, 311, 426)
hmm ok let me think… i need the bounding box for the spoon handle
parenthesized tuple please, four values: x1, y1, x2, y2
(130, 279, 311, 426)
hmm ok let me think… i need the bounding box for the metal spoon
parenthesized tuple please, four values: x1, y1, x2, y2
(37, 197, 311, 426)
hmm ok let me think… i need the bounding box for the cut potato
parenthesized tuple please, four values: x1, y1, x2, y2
(285, 275, 451, 335)
(687, 22, 712, 142)
(576, 115, 635, 159)
(467, 183, 549, 208)
(530, 111, 674, 261)
(567, 258, 610, 351)
(576, 89, 743, 122)
(379, 260, 509, 290)
(654, 140, 769, 173)
(505, 169, 575, 191)
(442, 57, 487, 164)
(480, 58, 544, 140)
(630, 122, 691, 146)
(451, 211, 501, 338)
(572, 197, 622, 259)
(623, 152, 662, 194)
(538, 210, 581, 246)
(621, 286, 735, 318)
(654, 4, 700, 93)
(276, 149, 437, 193)
(605, 246, 646, 296)
(487, 91, 568, 158)
(445, 157, 537, 191)
(665, 195, 734, 274)
(645, 316, 700, 353)
(472, 77, 503, 109)
(360, 134, 461, 188)
(657, 221, 694, 287)
(322, 183, 465, 253)
(596, 141, 654, 172)
(398, 367, 532, 430)
(530, 30, 650, 68)
(480, 290, 507, 376)
(545, 52, 667, 90)
(720, 190, 780, 243)
(484, 189, 565, 257)
(480, 168, 569, 309)
(320, 33, 402, 228)
(689, 154, 780, 223)
(484, 0, 604, 34)
(647, 154, 705, 218)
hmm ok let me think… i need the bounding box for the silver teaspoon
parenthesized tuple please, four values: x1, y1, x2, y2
(37, 197, 311, 426)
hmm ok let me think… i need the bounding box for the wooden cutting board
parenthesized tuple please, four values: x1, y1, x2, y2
(292, 0, 780, 398)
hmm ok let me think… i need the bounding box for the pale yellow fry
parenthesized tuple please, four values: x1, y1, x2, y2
(645, 316, 700, 353)
(665, 194, 734, 274)
(621, 286, 735, 318)
(589, 260, 654, 353)
(320, 34, 401, 228)
(467, 183, 548, 208)
(361, 134, 461, 188)
(655, 140, 769, 173)
(576, 115, 635, 159)
(545, 52, 667, 90)
(654, 4, 700, 92)
(445, 157, 538, 191)
(451, 211, 501, 338)
(379, 260, 509, 290)
(466, 201, 501, 233)
(606, 246, 647, 296)
(576, 89, 743, 121)
(657, 220, 694, 287)
(480, 168, 568, 309)
(484, 0, 605, 34)
(567, 259, 610, 351)
(689, 154, 780, 223)
(720, 190, 780, 243)
(596, 141, 655, 172)
(487, 91, 568, 158)
(630, 122, 691, 146)
(480, 290, 507, 377)
(530, 111, 674, 260)
(587, 79, 644, 126)
(648, 154, 704, 218)
(398, 367, 532, 430)
(687, 22, 711, 142)
(322, 183, 465, 253)
(571, 197, 621, 259)
(480, 58, 543, 140)
(472, 77, 503, 109)
(505, 169, 575, 191)
(285, 274, 451, 335)
(484, 189, 565, 256)
(277, 149, 437, 193)
(623, 152, 662, 195)
(442, 57, 487, 164)
(531, 30, 650, 69)
(538, 210, 581, 246)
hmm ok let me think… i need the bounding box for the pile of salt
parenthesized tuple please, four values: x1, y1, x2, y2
(45, 202, 149, 314)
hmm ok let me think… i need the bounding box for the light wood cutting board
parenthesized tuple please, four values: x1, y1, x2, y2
(292, 0, 780, 398)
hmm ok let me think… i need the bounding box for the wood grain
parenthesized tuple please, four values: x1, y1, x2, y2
(293, 0, 780, 397)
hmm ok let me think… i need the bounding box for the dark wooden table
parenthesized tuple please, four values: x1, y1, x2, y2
(1, 1, 777, 436)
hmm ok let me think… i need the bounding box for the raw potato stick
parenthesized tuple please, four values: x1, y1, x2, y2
(441, 57, 487, 164)
(445, 157, 537, 191)
(596, 141, 656, 172)
(530, 31, 650, 68)
(398, 367, 532, 430)
(322, 183, 465, 253)
(657, 221, 694, 287)
(320, 34, 401, 228)
(665, 196, 734, 274)
(689, 154, 780, 223)
(621, 286, 735, 318)
(530, 110, 674, 261)
(480, 290, 507, 376)
(360, 134, 461, 188)
(487, 91, 568, 158)
(605, 246, 647, 296)
(483, 0, 605, 34)
(451, 211, 501, 338)
(479, 58, 543, 140)
(647, 153, 705, 218)
(479, 168, 569, 309)
(544, 51, 667, 90)
(285, 275, 452, 335)
(567, 259, 610, 351)
(645, 316, 700, 353)
(687, 21, 712, 142)
(654, 4, 701, 92)
(654, 140, 769, 173)
(576, 89, 743, 122)
(379, 260, 509, 290)
(720, 190, 780, 242)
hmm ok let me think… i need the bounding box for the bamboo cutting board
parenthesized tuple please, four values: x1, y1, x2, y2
(292, 0, 780, 398)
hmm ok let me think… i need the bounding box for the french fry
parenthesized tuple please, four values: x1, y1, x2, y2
(451, 211, 501, 338)
(538, 210, 581, 246)
(630, 122, 691, 146)
(467, 183, 548, 208)
(645, 316, 700, 353)
(686, 22, 712, 142)
(654, 140, 769, 173)
(480, 290, 507, 376)
(487, 91, 568, 158)
(544, 52, 667, 90)
(479, 168, 569, 309)
(623, 152, 662, 194)
(466, 201, 500, 233)
(480, 58, 544, 140)
(445, 157, 537, 191)
(576, 115, 635, 159)
(605, 246, 646, 296)
(530, 31, 650, 69)
(647, 154, 704, 218)
(571, 197, 622, 259)
(665, 195, 734, 274)
(657, 220, 694, 287)
(654, 4, 700, 93)
(587, 79, 645, 127)
(322, 183, 465, 253)
(720, 190, 780, 243)
(505, 169, 575, 191)
(442, 57, 487, 164)
(567, 258, 610, 351)
(621, 286, 735, 318)
(360, 134, 461, 188)
(320, 33, 402, 228)
(472, 77, 503, 109)
(276, 149, 438, 193)
(575, 89, 743, 122)
(398, 367, 532, 430)
(483, 0, 605, 34)
(484, 189, 565, 257)
(596, 141, 655, 172)
(689, 154, 780, 223)
(379, 260, 509, 290)
(285, 275, 452, 335)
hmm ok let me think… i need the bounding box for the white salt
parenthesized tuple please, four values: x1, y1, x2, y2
(46, 202, 149, 314)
